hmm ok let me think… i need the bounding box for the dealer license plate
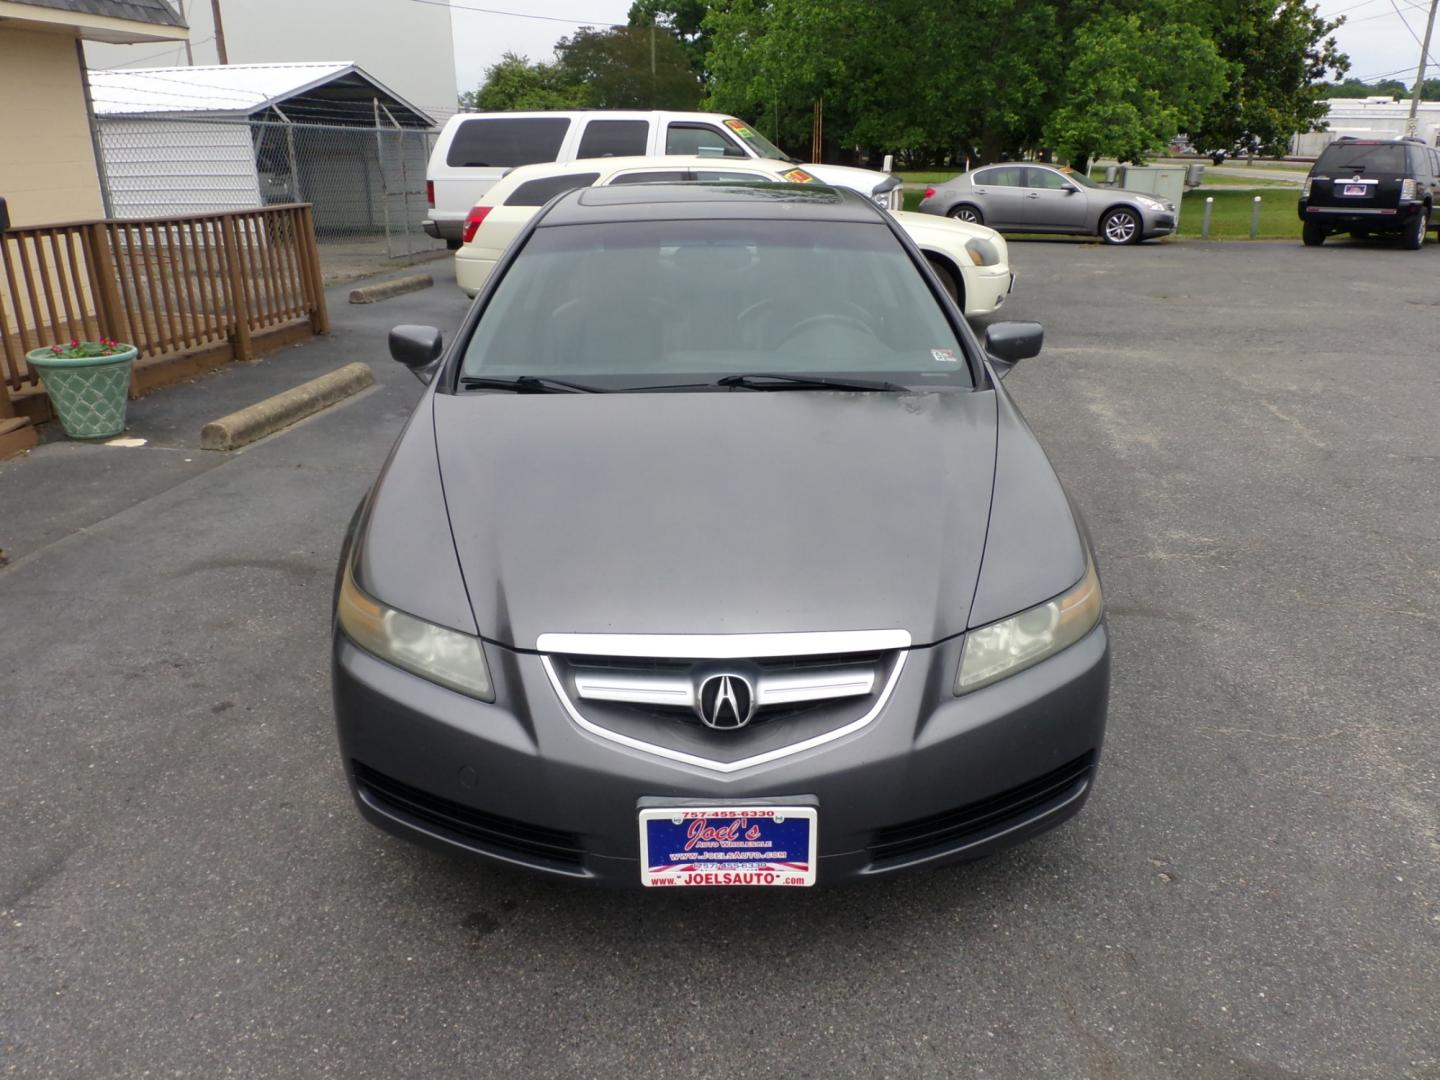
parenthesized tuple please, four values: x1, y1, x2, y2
(639, 806, 818, 887)
(1342, 184, 1369, 197)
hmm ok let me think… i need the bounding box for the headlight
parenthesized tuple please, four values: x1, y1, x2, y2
(964, 237, 1001, 266)
(955, 554, 1102, 693)
(337, 559, 494, 700)
(1139, 197, 1166, 211)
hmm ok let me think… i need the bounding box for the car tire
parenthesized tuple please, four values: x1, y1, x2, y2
(949, 205, 984, 225)
(926, 257, 965, 313)
(1302, 222, 1326, 247)
(1100, 208, 1141, 245)
(1402, 206, 1428, 250)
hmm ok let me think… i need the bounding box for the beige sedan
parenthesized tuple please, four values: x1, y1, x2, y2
(455, 156, 1014, 317)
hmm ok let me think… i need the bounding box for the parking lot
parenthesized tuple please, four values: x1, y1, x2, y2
(2, 238, 1437, 1078)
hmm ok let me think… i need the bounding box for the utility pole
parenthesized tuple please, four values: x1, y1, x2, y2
(650, 24, 657, 108)
(210, 0, 229, 64)
(1407, 0, 1438, 136)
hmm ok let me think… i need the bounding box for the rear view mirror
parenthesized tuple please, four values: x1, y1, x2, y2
(983, 321, 1043, 375)
(389, 325, 442, 382)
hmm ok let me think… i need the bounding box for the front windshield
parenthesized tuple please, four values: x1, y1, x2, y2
(722, 118, 790, 161)
(1060, 167, 1102, 189)
(460, 215, 971, 389)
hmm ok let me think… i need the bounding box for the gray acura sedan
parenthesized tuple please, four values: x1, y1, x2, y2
(920, 163, 1176, 244)
(333, 184, 1109, 888)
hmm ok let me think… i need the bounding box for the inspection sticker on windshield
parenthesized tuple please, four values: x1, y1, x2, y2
(639, 806, 817, 887)
(932, 348, 959, 363)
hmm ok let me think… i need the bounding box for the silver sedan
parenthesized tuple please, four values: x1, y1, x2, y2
(919, 163, 1176, 244)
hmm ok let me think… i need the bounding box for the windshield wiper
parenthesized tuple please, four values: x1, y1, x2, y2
(715, 373, 910, 393)
(460, 375, 608, 394)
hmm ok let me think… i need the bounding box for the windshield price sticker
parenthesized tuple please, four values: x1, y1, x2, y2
(724, 119, 758, 139)
(783, 168, 818, 183)
(639, 806, 818, 887)
(932, 348, 959, 363)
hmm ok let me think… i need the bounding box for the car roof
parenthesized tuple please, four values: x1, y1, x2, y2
(536, 183, 882, 225)
(499, 155, 791, 184)
(481, 156, 801, 207)
(440, 110, 744, 130)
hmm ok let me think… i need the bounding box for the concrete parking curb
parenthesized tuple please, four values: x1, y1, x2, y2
(348, 273, 434, 304)
(200, 362, 375, 451)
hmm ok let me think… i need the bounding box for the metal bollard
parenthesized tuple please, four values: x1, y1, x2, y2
(1250, 195, 1262, 239)
(1201, 196, 1213, 239)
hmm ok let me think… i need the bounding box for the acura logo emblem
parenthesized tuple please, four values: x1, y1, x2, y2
(696, 673, 755, 730)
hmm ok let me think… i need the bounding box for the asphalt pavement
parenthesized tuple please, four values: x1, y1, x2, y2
(2, 240, 1437, 1079)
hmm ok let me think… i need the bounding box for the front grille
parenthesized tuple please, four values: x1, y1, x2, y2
(560, 650, 892, 731)
(869, 752, 1096, 865)
(353, 761, 585, 868)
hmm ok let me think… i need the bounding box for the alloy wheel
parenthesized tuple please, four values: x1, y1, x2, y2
(1102, 210, 1138, 244)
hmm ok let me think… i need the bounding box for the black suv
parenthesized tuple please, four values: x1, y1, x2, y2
(1299, 136, 1439, 249)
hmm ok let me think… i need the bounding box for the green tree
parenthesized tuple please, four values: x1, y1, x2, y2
(554, 25, 702, 109)
(460, 52, 587, 111)
(1044, 7, 1227, 169)
(627, 0, 713, 80)
(703, 0, 1063, 164)
(1323, 77, 1407, 99)
(1186, 0, 1349, 157)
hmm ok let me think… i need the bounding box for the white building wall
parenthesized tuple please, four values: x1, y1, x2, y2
(97, 118, 262, 216)
(86, 0, 456, 124)
(1293, 98, 1440, 156)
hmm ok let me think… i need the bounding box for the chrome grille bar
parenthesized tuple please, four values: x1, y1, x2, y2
(572, 666, 876, 710)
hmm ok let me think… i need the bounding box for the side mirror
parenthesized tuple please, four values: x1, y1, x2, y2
(1062, 185, 1079, 195)
(389, 324, 442, 382)
(983, 321, 1043, 376)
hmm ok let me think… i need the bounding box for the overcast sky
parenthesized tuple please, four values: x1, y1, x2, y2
(447, 0, 1432, 99)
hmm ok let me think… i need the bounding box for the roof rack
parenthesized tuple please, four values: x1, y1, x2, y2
(1333, 134, 1424, 145)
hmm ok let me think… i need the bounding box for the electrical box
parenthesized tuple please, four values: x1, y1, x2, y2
(1089, 165, 1189, 225)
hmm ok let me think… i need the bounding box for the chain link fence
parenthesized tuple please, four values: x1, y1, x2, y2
(93, 116, 443, 275)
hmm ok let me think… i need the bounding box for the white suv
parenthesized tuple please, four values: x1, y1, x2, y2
(455, 157, 1015, 318)
(424, 110, 901, 247)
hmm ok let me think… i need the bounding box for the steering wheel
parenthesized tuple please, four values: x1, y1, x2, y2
(774, 312, 878, 347)
(736, 297, 873, 324)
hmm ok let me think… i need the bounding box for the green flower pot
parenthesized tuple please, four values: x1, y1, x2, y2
(25, 345, 138, 439)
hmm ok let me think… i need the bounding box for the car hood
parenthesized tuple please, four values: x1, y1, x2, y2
(432, 389, 997, 649)
(801, 162, 894, 196)
(891, 208, 1000, 245)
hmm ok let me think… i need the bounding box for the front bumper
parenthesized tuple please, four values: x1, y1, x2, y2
(333, 622, 1110, 886)
(962, 264, 1015, 317)
(453, 249, 498, 298)
(1143, 211, 1176, 237)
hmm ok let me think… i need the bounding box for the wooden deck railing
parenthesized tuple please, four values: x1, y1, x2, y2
(1, 204, 329, 406)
